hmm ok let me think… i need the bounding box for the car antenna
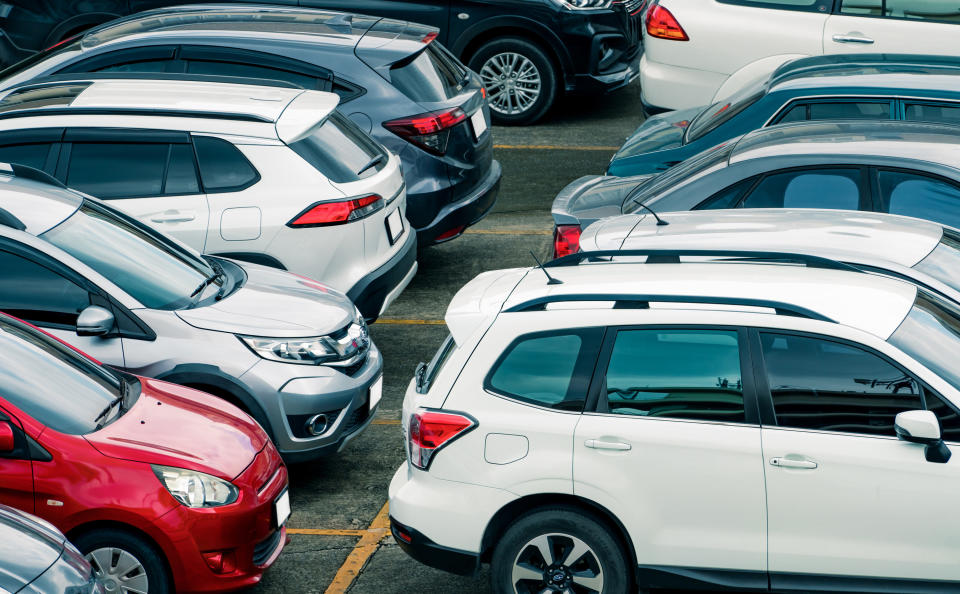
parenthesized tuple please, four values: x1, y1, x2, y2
(530, 251, 562, 285)
(635, 202, 669, 225)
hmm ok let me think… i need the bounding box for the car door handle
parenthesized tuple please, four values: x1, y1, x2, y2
(150, 210, 196, 223)
(770, 456, 818, 469)
(584, 439, 632, 451)
(832, 34, 875, 44)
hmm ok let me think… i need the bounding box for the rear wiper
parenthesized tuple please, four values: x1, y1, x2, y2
(356, 154, 385, 176)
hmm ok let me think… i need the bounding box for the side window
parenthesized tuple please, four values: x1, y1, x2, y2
(877, 169, 960, 229)
(486, 329, 601, 411)
(841, 0, 960, 22)
(96, 60, 172, 73)
(57, 46, 178, 75)
(760, 332, 922, 436)
(775, 103, 808, 124)
(66, 143, 169, 198)
(716, 0, 831, 13)
(774, 101, 891, 123)
(602, 329, 745, 423)
(695, 177, 757, 210)
(905, 102, 960, 125)
(332, 79, 364, 103)
(193, 137, 259, 192)
(165, 144, 200, 195)
(925, 391, 960, 442)
(185, 60, 320, 90)
(740, 168, 863, 210)
(0, 143, 54, 170)
(0, 250, 91, 328)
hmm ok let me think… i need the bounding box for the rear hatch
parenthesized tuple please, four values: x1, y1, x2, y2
(357, 19, 493, 200)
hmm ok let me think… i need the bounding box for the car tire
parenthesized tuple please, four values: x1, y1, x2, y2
(469, 37, 558, 126)
(74, 528, 171, 594)
(490, 507, 630, 594)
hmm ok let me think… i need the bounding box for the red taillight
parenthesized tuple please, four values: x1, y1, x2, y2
(383, 108, 468, 155)
(422, 31, 438, 44)
(434, 224, 466, 242)
(287, 194, 383, 227)
(408, 410, 476, 470)
(646, 5, 688, 41)
(553, 225, 582, 259)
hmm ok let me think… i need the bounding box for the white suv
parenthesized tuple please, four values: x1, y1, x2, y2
(389, 253, 960, 593)
(0, 77, 416, 320)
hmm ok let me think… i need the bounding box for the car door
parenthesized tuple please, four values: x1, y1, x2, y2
(0, 407, 35, 515)
(0, 245, 124, 366)
(573, 326, 767, 582)
(825, 0, 960, 56)
(58, 129, 209, 252)
(0, 129, 62, 174)
(297, 0, 451, 43)
(754, 329, 960, 585)
(873, 167, 960, 231)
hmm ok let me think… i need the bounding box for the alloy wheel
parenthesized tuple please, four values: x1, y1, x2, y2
(87, 547, 150, 594)
(480, 52, 542, 116)
(511, 532, 604, 594)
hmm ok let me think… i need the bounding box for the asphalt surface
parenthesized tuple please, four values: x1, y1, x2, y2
(252, 80, 646, 594)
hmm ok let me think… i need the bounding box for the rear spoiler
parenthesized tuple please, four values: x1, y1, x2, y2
(355, 17, 440, 79)
(275, 91, 340, 145)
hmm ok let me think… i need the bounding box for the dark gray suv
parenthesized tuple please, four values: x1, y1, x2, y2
(0, 4, 501, 246)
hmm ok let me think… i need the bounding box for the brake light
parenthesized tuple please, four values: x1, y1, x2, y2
(384, 108, 468, 155)
(287, 194, 383, 227)
(422, 31, 438, 44)
(553, 225, 582, 259)
(408, 410, 476, 470)
(646, 5, 688, 41)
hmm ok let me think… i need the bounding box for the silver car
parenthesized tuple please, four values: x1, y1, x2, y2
(0, 164, 382, 462)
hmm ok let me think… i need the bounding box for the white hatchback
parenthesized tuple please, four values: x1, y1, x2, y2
(0, 77, 416, 320)
(641, 0, 960, 112)
(389, 253, 960, 593)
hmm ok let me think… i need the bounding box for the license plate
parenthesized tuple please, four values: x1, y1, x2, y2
(369, 376, 383, 412)
(385, 209, 404, 245)
(470, 109, 487, 140)
(274, 489, 290, 528)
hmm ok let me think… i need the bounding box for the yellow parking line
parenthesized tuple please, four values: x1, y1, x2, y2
(324, 502, 392, 594)
(494, 144, 619, 151)
(372, 419, 401, 425)
(375, 318, 446, 325)
(288, 528, 367, 536)
(464, 229, 552, 236)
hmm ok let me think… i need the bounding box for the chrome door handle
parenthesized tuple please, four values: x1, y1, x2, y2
(770, 457, 817, 469)
(832, 34, 875, 44)
(150, 210, 196, 223)
(584, 439, 631, 451)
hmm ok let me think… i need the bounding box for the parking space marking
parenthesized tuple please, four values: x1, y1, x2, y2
(324, 502, 392, 594)
(494, 144, 619, 151)
(375, 318, 446, 325)
(287, 528, 367, 536)
(464, 229, 552, 235)
(371, 419, 401, 425)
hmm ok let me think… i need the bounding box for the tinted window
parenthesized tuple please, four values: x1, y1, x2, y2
(686, 81, 764, 142)
(905, 103, 960, 124)
(603, 329, 745, 422)
(390, 43, 465, 103)
(185, 59, 319, 89)
(194, 137, 258, 191)
(889, 291, 960, 394)
(0, 143, 52, 170)
(776, 103, 807, 123)
(718, 0, 829, 12)
(915, 230, 960, 294)
(775, 101, 891, 123)
(97, 60, 171, 73)
(0, 251, 90, 327)
(625, 143, 735, 213)
(0, 318, 122, 435)
(925, 391, 960, 442)
(841, 0, 960, 22)
(741, 169, 862, 210)
(288, 112, 385, 184)
(761, 333, 922, 436)
(696, 177, 757, 210)
(488, 332, 592, 411)
(878, 170, 960, 229)
(67, 143, 167, 198)
(165, 143, 200, 195)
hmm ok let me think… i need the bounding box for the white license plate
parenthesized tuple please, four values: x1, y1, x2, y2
(369, 376, 383, 412)
(274, 489, 290, 528)
(470, 109, 487, 140)
(385, 209, 404, 245)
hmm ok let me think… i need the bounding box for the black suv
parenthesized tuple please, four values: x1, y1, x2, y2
(0, 0, 642, 124)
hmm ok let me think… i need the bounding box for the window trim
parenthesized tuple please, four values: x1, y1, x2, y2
(179, 45, 333, 91)
(734, 164, 873, 211)
(872, 165, 960, 219)
(715, 0, 832, 14)
(767, 96, 896, 126)
(190, 135, 261, 194)
(57, 45, 179, 75)
(835, 1, 960, 26)
(583, 325, 760, 426)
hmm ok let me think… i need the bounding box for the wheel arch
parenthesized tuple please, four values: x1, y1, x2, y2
(454, 17, 573, 88)
(67, 519, 176, 589)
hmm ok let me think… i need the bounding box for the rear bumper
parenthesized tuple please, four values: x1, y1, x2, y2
(390, 517, 480, 577)
(416, 159, 501, 246)
(640, 53, 726, 112)
(347, 227, 417, 322)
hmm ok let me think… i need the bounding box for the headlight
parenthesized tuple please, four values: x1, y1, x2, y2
(239, 320, 370, 367)
(152, 465, 238, 508)
(552, 0, 612, 9)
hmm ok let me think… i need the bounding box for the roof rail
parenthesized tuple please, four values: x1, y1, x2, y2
(11, 73, 305, 91)
(544, 249, 861, 273)
(0, 107, 272, 123)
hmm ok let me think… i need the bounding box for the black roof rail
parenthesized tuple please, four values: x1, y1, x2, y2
(0, 107, 272, 123)
(545, 249, 861, 273)
(8, 73, 306, 91)
(8, 163, 67, 189)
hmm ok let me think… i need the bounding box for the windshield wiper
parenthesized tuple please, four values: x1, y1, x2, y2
(190, 262, 226, 303)
(356, 154, 385, 176)
(93, 382, 126, 430)
(211, 259, 228, 301)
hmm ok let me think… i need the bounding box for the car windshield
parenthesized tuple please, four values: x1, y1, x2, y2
(623, 142, 735, 213)
(0, 316, 125, 435)
(685, 78, 766, 143)
(914, 229, 960, 294)
(42, 201, 215, 310)
(889, 290, 960, 393)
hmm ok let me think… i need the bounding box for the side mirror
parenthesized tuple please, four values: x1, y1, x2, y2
(896, 410, 951, 464)
(76, 306, 115, 337)
(0, 422, 14, 453)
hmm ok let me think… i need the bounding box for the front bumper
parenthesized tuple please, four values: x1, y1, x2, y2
(416, 159, 501, 246)
(347, 224, 417, 322)
(572, 49, 641, 95)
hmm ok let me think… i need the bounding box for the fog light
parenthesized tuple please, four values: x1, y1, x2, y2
(305, 414, 328, 436)
(202, 550, 237, 574)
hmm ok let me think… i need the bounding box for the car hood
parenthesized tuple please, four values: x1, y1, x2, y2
(176, 262, 355, 338)
(85, 378, 267, 481)
(552, 174, 657, 229)
(0, 505, 64, 592)
(611, 106, 702, 162)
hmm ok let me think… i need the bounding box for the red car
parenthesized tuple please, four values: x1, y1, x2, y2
(0, 313, 288, 593)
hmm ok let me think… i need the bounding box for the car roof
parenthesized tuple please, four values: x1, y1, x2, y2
(768, 53, 960, 95)
(0, 166, 82, 235)
(0, 79, 340, 143)
(729, 120, 960, 166)
(583, 209, 945, 268)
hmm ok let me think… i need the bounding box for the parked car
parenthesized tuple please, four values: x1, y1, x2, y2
(0, 162, 382, 462)
(0, 5, 501, 245)
(0, 76, 416, 320)
(579, 208, 960, 304)
(553, 120, 960, 257)
(609, 53, 960, 176)
(0, 504, 102, 594)
(390, 251, 960, 593)
(0, 309, 289, 593)
(640, 0, 960, 113)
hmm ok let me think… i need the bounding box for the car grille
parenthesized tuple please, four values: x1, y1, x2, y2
(343, 401, 370, 434)
(253, 529, 283, 566)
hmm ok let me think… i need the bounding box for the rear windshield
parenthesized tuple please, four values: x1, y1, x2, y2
(289, 112, 386, 184)
(915, 229, 960, 294)
(624, 142, 735, 213)
(685, 79, 766, 142)
(389, 43, 467, 103)
(889, 291, 960, 393)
